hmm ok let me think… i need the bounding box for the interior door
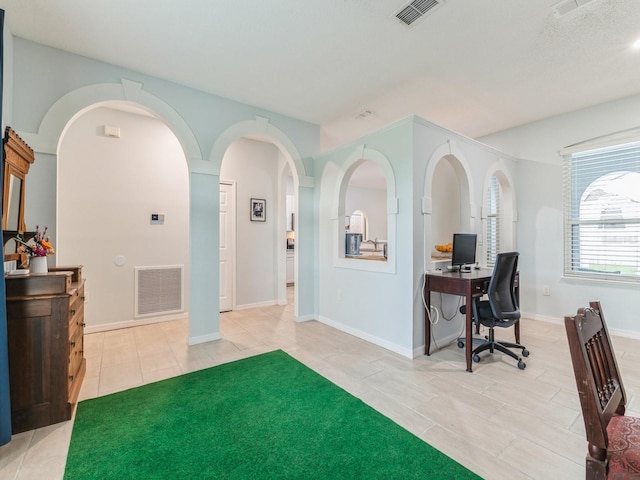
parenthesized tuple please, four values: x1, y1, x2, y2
(219, 182, 235, 312)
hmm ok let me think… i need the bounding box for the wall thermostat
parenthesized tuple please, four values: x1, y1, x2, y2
(151, 213, 165, 225)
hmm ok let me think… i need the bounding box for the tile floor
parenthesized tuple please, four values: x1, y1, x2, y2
(1, 290, 639, 479)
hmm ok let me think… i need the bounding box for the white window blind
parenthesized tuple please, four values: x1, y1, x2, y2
(563, 140, 640, 282)
(485, 175, 501, 267)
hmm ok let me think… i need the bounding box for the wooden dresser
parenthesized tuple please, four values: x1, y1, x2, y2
(4, 265, 86, 433)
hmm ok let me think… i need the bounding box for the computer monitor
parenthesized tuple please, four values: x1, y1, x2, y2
(451, 233, 477, 271)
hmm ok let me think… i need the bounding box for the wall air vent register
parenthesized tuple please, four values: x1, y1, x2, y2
(395, 0, 444, 27)
(135, 265, 184, 318)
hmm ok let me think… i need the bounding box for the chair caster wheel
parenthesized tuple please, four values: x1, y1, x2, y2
(457, 340, 465, 348)
(522, 349, 530, 357)
(472, 354, 481, 363)
(518, 360, 526, 370)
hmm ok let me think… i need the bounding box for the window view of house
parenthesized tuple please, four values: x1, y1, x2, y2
(565, 141, 640, 280)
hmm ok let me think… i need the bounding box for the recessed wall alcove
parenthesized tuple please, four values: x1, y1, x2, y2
(423, 143, 476, 271)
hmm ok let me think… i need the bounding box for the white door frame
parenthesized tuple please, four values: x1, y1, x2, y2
(219, 181, 236, 312)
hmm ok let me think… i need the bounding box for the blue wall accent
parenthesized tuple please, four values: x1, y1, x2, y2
(0, 8, 13, 447)
(0, 258, 11, 446)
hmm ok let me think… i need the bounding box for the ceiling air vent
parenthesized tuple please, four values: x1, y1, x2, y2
(395, 0, 443, 27)
(552, 0, 596, 18)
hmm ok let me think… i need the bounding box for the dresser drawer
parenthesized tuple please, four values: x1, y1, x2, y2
(68, 302, 85, 340)
(68, 283, 85, 318)
(68, 328, 84, 388)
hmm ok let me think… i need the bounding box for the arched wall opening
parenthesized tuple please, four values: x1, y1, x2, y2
(209, 119, 313, 320)
(332, 146, 397, 274)
(344, 161, 387, 259)
(30, 80, 215, 347)
(219, 137, 295, 312)
(30, 82, 314, 348)
(57, 102, 190, 331)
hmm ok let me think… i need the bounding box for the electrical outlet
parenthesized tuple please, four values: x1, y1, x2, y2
(543, 285, 550, 296)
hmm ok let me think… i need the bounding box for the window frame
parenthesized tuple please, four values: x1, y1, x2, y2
(485, 175, 501, 267)
(562, 140, 640, 284)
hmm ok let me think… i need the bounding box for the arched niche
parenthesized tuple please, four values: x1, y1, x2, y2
(423, 141, 476, 269)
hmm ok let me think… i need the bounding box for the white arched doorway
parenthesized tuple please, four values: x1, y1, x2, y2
(25, 79, 221, 346)
(210, 118, 314, 321)
(57, 102, 190, 331)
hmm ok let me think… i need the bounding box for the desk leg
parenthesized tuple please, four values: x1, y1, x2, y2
(424, 287, 431, 355)
(465, 289, 473, 372)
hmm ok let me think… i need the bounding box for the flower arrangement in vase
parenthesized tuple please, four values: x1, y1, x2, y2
(14, 226, 55, 273)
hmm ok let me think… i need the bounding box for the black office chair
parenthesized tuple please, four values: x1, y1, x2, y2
(458, 251, 529, 369)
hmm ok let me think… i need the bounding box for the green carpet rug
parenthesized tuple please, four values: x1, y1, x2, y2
(65, 350, 480, 479)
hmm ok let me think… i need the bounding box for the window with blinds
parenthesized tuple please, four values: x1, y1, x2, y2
(485, 175, 501, 267)
(563, 140, 640, 282)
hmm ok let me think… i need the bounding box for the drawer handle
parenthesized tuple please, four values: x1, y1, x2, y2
(69, 375, 74, 381)
(70, 341, 76, 348)
(71, 309, 76, 316)
(81, 322, 86, 327)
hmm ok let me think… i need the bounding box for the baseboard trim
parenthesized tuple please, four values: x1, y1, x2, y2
(521, 311, 562, 325)
(188, 332, 222, 345)
(235, 300, 278, 310)
(522, 310, 640, 341)
(84, 312, 189, 334)
(316, 315, 413, 359)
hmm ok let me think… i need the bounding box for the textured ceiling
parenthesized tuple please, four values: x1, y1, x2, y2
(1, 0, 639, 149)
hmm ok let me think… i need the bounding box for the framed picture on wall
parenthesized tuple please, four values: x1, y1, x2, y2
(250, 198, 266, 222)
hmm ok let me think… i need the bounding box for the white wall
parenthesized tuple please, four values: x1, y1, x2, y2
(220, 138, 280, 308)
(57, 106, 189, 330)
(480, 93, 640, 336)
(315, 120, 414, 356)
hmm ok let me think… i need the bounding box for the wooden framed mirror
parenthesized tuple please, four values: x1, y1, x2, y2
(2, 127, 35, 263)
